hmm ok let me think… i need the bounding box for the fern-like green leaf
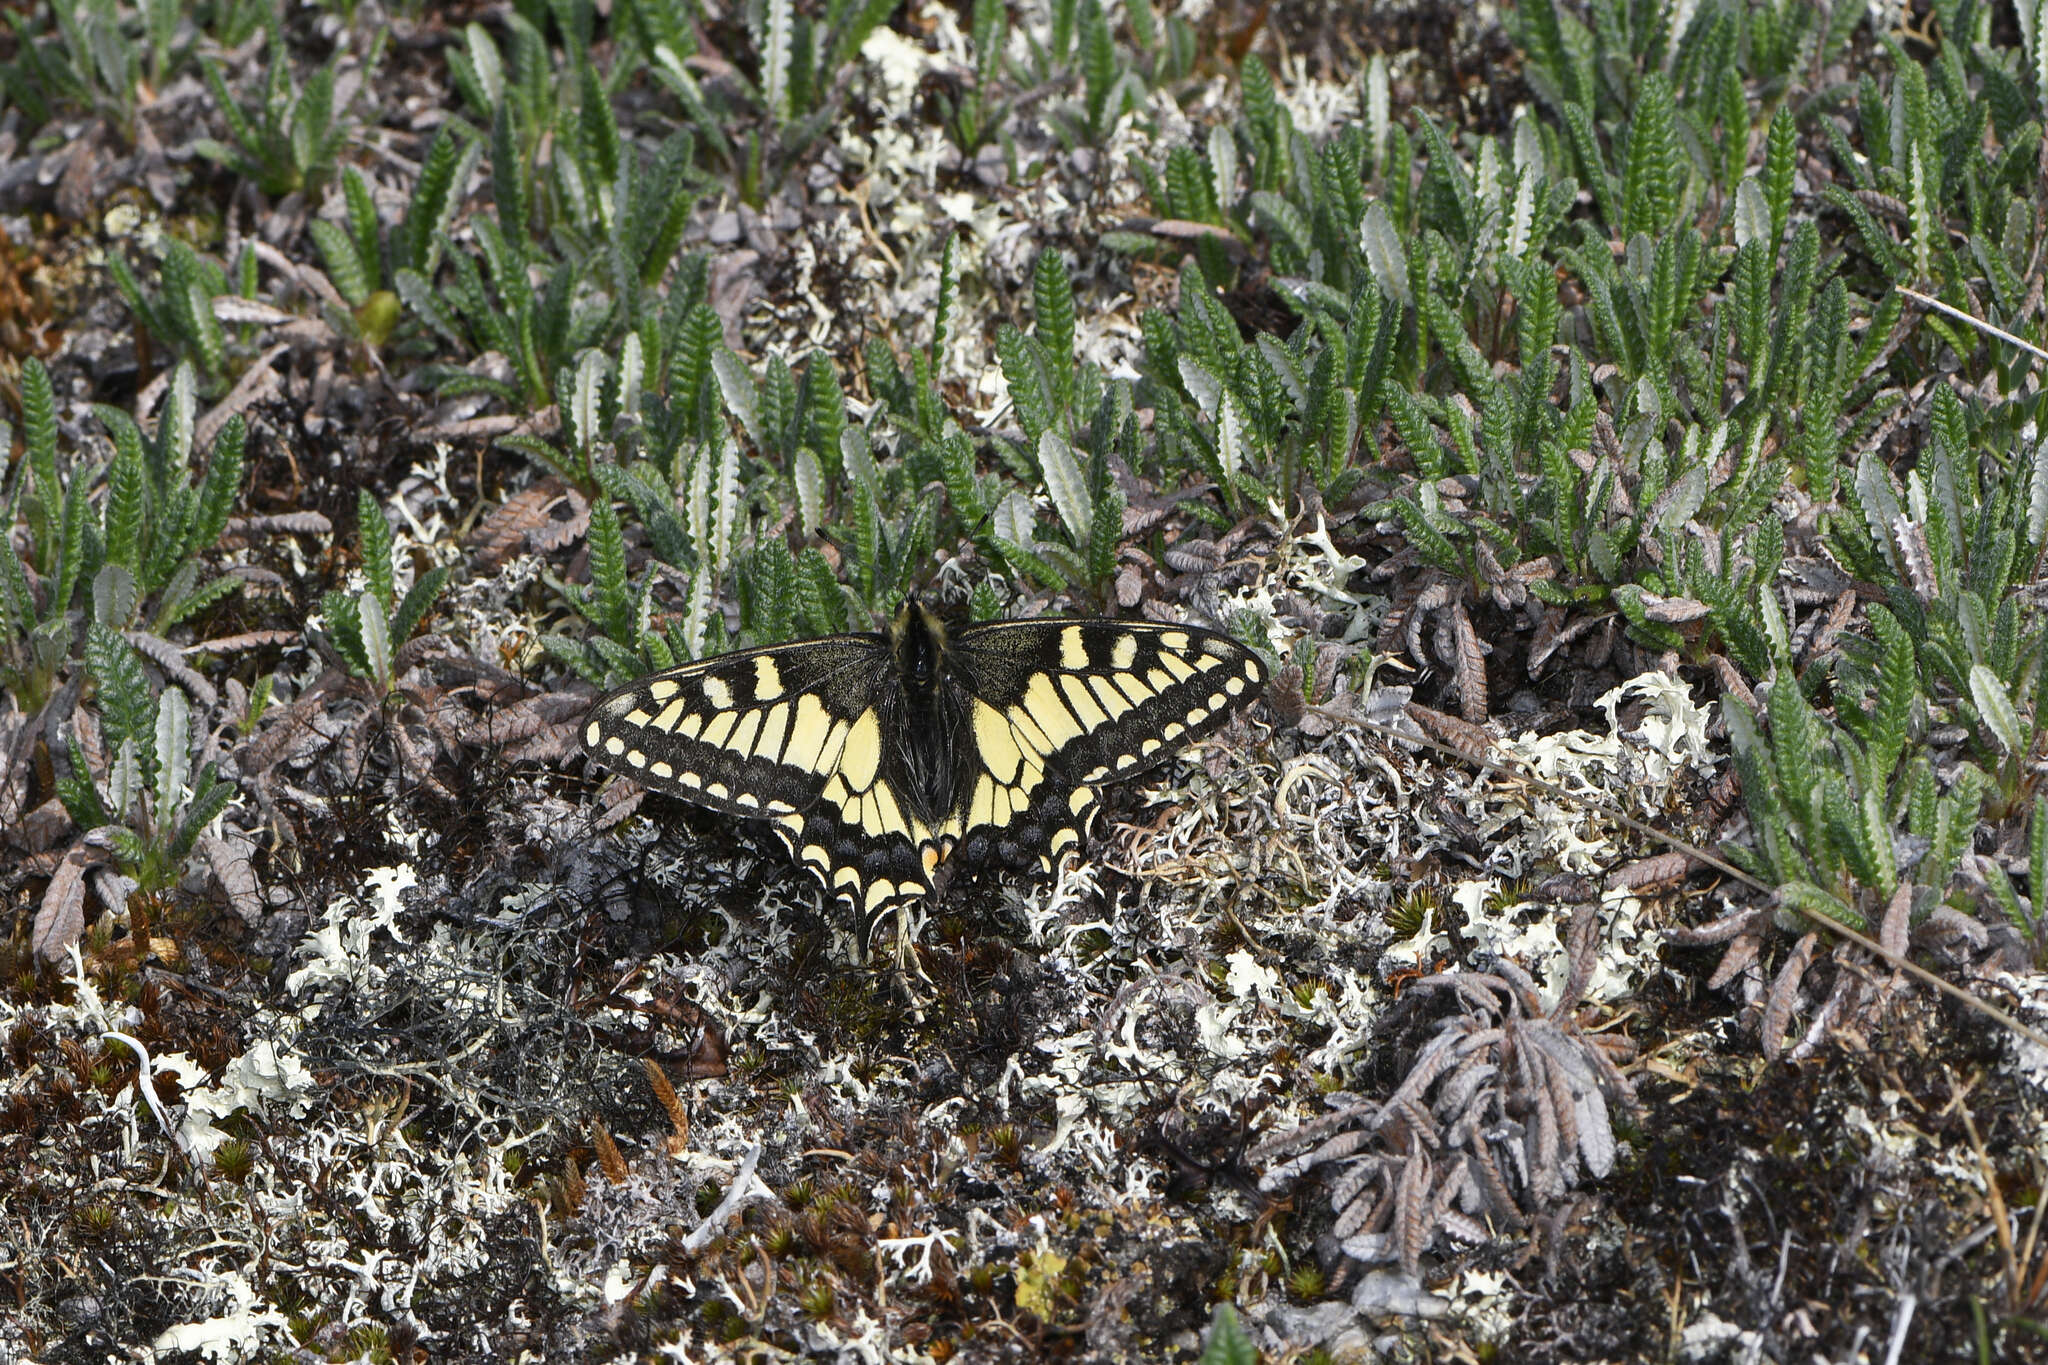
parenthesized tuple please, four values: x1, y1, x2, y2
(390, 565, 450, 647)
(1621, 72, 1681, 238)
(357, 490, 396, 616)
(587, 493, 632, 644)
(1032, 250, 1077, 412)
(1762, 103, 1795, 252)
(86, 622, 157, 772)
(104, 432, 148, 577)
(997, 326, 1057, 447)
(311, 219, 370, 307)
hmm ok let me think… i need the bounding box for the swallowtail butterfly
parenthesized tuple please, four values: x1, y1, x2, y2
(581, 601, 1267, 923)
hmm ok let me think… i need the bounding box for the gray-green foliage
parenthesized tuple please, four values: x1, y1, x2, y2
(0, 0, 184, 132)
(1113, 1, 2048, 689)
(937, 0, 1011, 156)
(1, 360, 246, 716)
(0, 358, 247, 908)
(1723, 605, 2029, 951)
(319, 490, 451, 692)
(406, 18, 706, 414)
(1724, 638, 1913, 933)
(106, 237, 248, 382)
(1826, 391, 2048, 783)
(637, 0, 893, 198)
(195, 17, 365, 198)
(988, 250, 1125, 594)
(542, 405, 752, 683)
(309, 156, 469, 347)
(56, 671, 235, 896)
(1044, 0, 1145, 150)
(1196, 1304, 1256, 1365)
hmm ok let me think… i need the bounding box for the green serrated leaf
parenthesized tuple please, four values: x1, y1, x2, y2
(356, 489, 396, 616)
(391, 565, 450, 646)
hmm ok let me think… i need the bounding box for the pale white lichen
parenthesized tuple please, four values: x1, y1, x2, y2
(151, 1270, 289, 1363)
(286, 864, 419, 997)
(178, 1037, 320, 1158)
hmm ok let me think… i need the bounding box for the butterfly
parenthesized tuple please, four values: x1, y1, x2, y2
(580, 599, 1268, 926)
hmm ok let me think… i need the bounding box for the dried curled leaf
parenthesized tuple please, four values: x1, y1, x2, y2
(1606, 850, 1694, 892)
(200, 832, 264, 926)
(467, 478, 587, 570)
(1706, 930, 1765, 990)
(34, 844, 96, 963)
(219, 511, 334, 546)
(127, 630, 219, 708)
(1449, 598, 1488, 723)
(1760, 931, 1819, 1062)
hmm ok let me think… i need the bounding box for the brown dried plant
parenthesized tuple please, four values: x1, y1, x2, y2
(1253, 906, 1642, 1278)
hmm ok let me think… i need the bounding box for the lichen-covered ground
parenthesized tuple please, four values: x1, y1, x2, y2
(4, 1, 2048, 1362)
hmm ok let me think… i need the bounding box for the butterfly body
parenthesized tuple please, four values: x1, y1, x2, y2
(582, 600, 1267, 922)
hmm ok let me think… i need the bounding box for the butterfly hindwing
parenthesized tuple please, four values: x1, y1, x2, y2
(582, 635, 934, 915)
(941, 618, 1267, 870)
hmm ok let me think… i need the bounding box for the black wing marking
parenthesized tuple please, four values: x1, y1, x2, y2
(941, 618, 1267, 870)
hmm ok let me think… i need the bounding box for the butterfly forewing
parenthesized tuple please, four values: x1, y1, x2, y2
(581, 634, 937, 913)
(941, 619, 1267, 867)
(581, 607, 1267, 921)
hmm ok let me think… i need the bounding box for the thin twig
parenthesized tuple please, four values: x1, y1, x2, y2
(1948, 1070, 2021, 1312)
(1897, 285, 2048, 364)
